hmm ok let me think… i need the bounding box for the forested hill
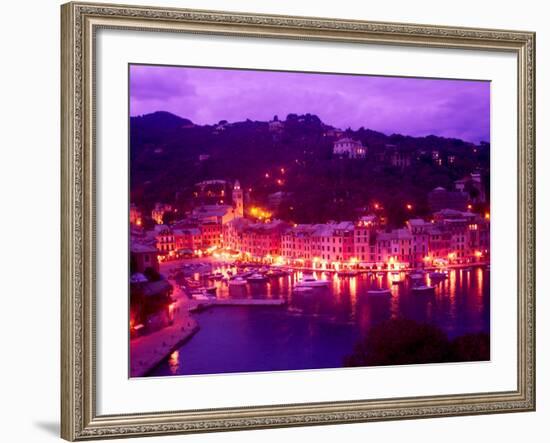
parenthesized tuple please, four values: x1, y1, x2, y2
(130, 111, 489, 227)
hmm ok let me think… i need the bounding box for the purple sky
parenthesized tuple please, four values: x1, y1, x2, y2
(130, 64, 490, 143)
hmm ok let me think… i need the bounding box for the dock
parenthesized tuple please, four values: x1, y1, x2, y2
(189, 298, 286, 312)
(212, 298, 286, 306)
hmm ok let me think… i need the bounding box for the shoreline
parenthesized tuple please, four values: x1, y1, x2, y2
(161, 257, 489, 273)
(130, 299, 199, 377)
(132, 297, 288, 377)
(133, 261, 489, 377)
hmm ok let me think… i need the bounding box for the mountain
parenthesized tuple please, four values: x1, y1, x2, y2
(129, 111, 489, 226)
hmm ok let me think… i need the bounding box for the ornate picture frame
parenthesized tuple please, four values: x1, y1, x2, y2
(61, 1, 535, 440)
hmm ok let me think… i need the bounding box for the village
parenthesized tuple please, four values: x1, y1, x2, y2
(129, 126, 491, 377)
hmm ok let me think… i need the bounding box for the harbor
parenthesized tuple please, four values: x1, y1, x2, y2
(143, 259, 490, 376)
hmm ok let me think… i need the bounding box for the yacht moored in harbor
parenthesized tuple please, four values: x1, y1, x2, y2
(247, 273, 268, 282)
(295, 275, 330, 287)
(412, 285, 436, 294)
(366, 288, 391, 296)
(228, 277, 248, 286)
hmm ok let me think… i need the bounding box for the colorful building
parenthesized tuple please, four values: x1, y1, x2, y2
(333, 137, 367, 159)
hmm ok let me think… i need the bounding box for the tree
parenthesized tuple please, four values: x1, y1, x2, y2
(344, 318, 451, 367)
(344, 319, 490, 367)
(143, 266, 163, 282)
(449, 332, 490, 362)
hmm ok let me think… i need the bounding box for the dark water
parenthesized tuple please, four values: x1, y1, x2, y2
(150, 267, 490, 376)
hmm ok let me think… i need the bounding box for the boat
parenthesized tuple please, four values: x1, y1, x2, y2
(287, 307, 305, 314)
(367, 288, 391, 296)
(412, 285, 436, 294)
(295, 275, 330, 287)
(293, 286, 314, 293)
(391, 279, 404, 285)
(247, 273, 268, 282)
(266, 269, 288, 278)
(228, 277, 247, 286)
(191, 293, 211, 301)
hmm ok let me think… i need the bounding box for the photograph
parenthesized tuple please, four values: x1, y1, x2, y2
(128, 64, 491, 378)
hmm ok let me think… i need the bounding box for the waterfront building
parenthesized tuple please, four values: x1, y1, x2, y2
(240, 220, 289, 260)
(130, 242, 159, 274)
(374, 232, 393, 265)
(173, 227, 201, 252)
(154, 225, 176, 254)
(281, 224, 318, 263)
(222, 218, 249, 252)
(430, 209, 489, 264)
(354, 219, 376, 264)
(333, 137, 367, 159)
(310, 221, 355, 266)
(406, 219, 431, 267)
(199, 222, 223, 248)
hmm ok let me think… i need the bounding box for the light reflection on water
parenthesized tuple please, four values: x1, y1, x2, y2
(154, 265, 490, 376)
(203, 266, 490, 338)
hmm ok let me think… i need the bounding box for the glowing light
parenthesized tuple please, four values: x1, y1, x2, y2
(276, 179, 284, 185)
(406, 204, 413, 210)
(168, 302, 176, 316)
(265, 173, 270, 178)
(168, 350, 179, 374)
(467, 204, 473, 210)
(373, 203, 380, 210)
(280, 167, 285, 174)
(474, 250, 483, 258)
(485, 213, 490, 220)
(249, 206, 272, 220)
(274, 256, 285, 265)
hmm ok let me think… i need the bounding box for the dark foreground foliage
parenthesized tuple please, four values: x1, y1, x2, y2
(344, 318, 490, 367)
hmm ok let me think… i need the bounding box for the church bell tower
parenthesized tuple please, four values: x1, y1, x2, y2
(232, 180, 244, 218)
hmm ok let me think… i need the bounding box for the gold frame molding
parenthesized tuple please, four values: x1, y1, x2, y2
(61, 1, 536, 440)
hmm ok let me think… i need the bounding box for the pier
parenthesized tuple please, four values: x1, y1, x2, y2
(189, 297, 287, 312)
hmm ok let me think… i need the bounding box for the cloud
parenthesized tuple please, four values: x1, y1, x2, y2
(129, 65, 490, 143)
(130, 65, 196, 102)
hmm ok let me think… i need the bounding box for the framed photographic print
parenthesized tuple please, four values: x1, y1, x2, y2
(61, 1, 536, 440)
